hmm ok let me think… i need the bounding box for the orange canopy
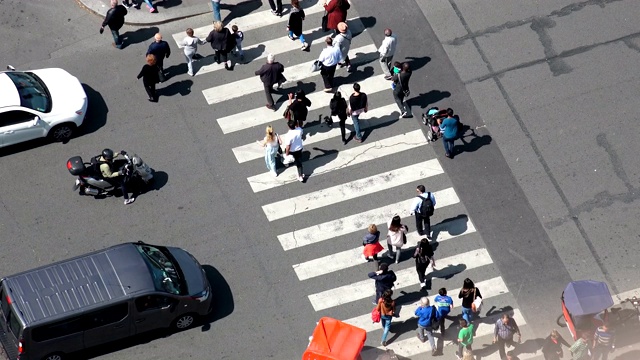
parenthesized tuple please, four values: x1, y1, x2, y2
(302, 317, 367, 360)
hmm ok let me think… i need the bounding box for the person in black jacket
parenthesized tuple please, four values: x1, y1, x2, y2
(368, 263, 397, 305)
(458, 278, 482, 324)
(329, 91, 348, 144)
(206, 21, 235, 70)
(137, 54, 160, 102)
(393, 62, 412, 118)
(100, 0, 127, 49)
(146, 33, 171, 74)
(288, 89, 312, 128)
(255, 54, 285, 110)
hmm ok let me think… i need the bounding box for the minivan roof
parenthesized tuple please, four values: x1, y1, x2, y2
(1, 243, 153, 325)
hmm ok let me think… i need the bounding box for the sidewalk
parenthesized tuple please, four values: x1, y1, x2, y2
(74, 0, 261, 26)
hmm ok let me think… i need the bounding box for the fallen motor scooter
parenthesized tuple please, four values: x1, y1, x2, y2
(67, 151, 154, 197)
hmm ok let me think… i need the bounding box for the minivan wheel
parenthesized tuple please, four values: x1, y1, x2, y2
(48, 123, 76, 143)
(43, 353, 65, 360)
(173, 313, 196, 330)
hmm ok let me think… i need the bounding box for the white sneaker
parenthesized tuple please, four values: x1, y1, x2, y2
(124, 198, 135, 205)
(297, 175, 305, 182)
(271, 170, 278, 177)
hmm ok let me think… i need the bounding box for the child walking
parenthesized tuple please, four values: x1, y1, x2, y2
(287, 0, 309, 50)
(257, 125, 281, 177)
(363, 224, 384, 261)
(231, 24, 245, 62)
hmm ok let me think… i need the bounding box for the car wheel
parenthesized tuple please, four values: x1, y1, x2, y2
(48, 123, 76, 142)
(172, 313, 196, 330)
(42, 353, 65, 360)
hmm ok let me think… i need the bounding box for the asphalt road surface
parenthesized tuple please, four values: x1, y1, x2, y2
(1, 0, 639, 359)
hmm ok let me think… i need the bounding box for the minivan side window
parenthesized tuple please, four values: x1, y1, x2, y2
(32, 316, 84, 342)
(135, 295, 177, 312)
(84, 303, 129, 330)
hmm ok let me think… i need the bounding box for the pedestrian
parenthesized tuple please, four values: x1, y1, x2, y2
(591, 324, 615, 360)
(268, 0, 283, 16)
(434, 288, 454, 335)
(182, 28, 206, 77)
(287, 0, 309, 51)
(317, 37, 342, 92)
(256, 125, 281, 177)
(146, 33, 171, 75)
(457, 318, 475, 359)
(211, 0, 221, 21)
(462, 349, 475, 360)
(283, 120, 305, 182)
(255, 54, 285, 110)
(288, 90, 312, 128)
(333, 22, 352, 71)
(128, 0, 154, 12)
(323, 0, 349, 35)
(415, 297, 438, 356)
(347, 82, 368, 142)
(392, 62, 412, 118)
(569, 332, 590, 360)
(368, 262, 396, 304)
(413, 238, 435, 288)
(378, 28, 397, 79)
(100, 0, 127, 49)
(206, 21, 234, 70)
(362, 224, 384, 261)
(329, 91, 348, 144)
(230, 25, 245, 62)
(411, 184, 436, 238)
(376, 289, 395, 347)
(386, 215, 408, 264)
(390, 61, 401, 91)
(494, 314, 522, 360)
(542, 329, 570, 360)
(136, 54, 160, 102)
(458, 278, 482, 324)
(439, 108, 459, 158)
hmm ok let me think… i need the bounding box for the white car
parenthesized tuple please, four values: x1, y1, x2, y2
(0, 67, 88, 148)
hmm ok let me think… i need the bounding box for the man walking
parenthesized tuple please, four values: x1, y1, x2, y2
(100, 0, 127, 49)
(317, 37, 342, 92)
(147, 33, 171, 74)
(268, 0, 283, 16)
(255, 54, 285, 110)
(411, 185, 436, 238)
(347, 82, 367, 142)
(368, 263, 396, 305)
(493, 314, 522, 360)
(378, 28, 397, 79)
(415, 297, 438, 356)
(211, 0, 221, 21)
(591, 324, 615, 360)
(457, 318, 474, 360)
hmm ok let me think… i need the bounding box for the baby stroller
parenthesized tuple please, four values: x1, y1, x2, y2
(422, 107, 448, 143)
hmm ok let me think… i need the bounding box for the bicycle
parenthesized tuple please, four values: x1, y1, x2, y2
(618, 296, 640, 324)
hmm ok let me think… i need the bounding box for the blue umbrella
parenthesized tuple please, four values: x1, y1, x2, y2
(564, 280, 614, 316)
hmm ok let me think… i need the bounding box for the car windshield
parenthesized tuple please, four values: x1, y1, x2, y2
(135, 244, 185, 295)
(5, 71, 52, 112)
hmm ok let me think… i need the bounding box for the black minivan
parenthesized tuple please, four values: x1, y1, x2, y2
(0, 242, 212, 360)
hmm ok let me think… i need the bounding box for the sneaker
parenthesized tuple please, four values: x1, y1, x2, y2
(271, 170, 278, 177)
(288, 34, 295, 40)
(384, 75, 393, 80)
(124, 198, 135, 205)
(346, 65, 352, 72)
(122, 1, 131, 8)
(271, 9, 277, 15)
(323, 88, 333, 93)
(372, 300, 377, 305)
(265, 104, 275, 110)
(400, 111, 408, 117)
(354, 137, 363, 143)
(187, 71, 194, 76)
(147, 4, 155, 12)
(381, 341, 387, 347)
(301, 42, 309, 51)
(297, 175, 305, 182)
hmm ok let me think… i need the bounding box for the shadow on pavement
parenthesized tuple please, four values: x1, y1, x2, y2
(121, 26, 160, 49)
(78, 84, 109, 137)
(221, 0, 263, 24)
(404, 55, 431, 72)
(155, 0, 182, 9)
(200, 265, 234, 326)
(159, 79, 193, 98)
(407, 89, 451, 111)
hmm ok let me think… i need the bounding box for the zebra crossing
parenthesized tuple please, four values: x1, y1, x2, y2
(171, 6, 541, 359)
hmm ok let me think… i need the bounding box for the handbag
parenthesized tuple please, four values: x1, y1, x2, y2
(283, 105, 292, 121)
(282, 154, 295, 165)
(321, 11, 329, 32)
(471, 288, 483, 313)
(371, 306, 381, 323)
(157, 66, 166, 83)
(311, 60, 322, 72)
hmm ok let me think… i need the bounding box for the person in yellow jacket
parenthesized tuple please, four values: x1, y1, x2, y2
(98, 149, 135, 205)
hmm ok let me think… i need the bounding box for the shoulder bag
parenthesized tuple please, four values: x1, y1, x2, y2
(471, 287, 483, 313)
(321, 11, 329, 32)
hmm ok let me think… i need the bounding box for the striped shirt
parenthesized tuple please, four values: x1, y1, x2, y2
(594, 327, 615, 348)
(494, 318, 520, 340)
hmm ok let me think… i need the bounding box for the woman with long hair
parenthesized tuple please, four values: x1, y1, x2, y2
(386, 215, 408, 264)
(323, 0, 350, 35)
(256, 125, 281, 177)
(376, 289, 395, 346)
(413, 238, 435, 288)
(458, 278, 482, 324)
(136, 54, 160, 102)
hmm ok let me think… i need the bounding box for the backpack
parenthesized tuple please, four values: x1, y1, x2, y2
(418, 193, 434, 217)
(429, 305, 440, 330)
(414, 243, 434, 264)
(329, 98, 340, 116)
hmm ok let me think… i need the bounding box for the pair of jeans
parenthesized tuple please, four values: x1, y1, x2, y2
(496, 336, 517, 360)
(380, 315, 392, 343)
(110, 29, 122, 48)
(265, 146, 278, 172)
(290, 149, 303, 177)
(379, 54, 393, 77)
(234, 41, 244, 56)
(393, 89, 410, 115)
(268, 0, 282, 13)
(461, 306, 473, 324)
(288, 31, 306, 45)
(443, 136, 455, 156)
(415, 213, 431, 236)
(351, 113, 362, 139)
(320, 64, 337, 89)
(591, 346, 611, 360)
(211, 0, 221, 21)
(417, 325, 435, 349)
(184, 52, 195, 75)
(387, 244, 401, 263)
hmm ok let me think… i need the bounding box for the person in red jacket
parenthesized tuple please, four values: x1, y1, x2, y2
(323, 0, 350, 35)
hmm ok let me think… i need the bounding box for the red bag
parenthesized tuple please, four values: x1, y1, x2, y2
(371, 306, 381, 323)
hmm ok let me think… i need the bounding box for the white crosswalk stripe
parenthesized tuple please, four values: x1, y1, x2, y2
(170, 11, 528, 358)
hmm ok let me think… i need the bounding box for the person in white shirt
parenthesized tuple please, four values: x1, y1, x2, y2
(182, 28, 206, 76)
(378, 28, 397, 79)
(283, 120, 305, 182)
(317, 36, 343, 92)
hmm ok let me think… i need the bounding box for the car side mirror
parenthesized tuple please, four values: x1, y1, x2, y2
(6, 65, 15, 71)
(30, 116, 40, 127)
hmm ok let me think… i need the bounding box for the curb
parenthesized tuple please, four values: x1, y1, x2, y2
(74, 0, 211, 26)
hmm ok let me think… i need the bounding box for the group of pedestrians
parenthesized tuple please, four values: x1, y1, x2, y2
(547, 325, 616, 360)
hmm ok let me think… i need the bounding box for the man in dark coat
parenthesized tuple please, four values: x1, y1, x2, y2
(255, 53, 285, 110)
(100, 0, 127, 49)
(146, 33, 171, 74)
(368, 263, 396, 304)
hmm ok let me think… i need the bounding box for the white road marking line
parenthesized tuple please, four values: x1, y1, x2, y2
(217, 74, 391, 134)
(278, 186, 459, 251)
(293, 217, 477, 281)
(264, 160, 443, 221)
(249, 129, 428, 193)
(232, 104, 399, 163)
(202, 44, 377, 105)
(308, 248, 493, 311)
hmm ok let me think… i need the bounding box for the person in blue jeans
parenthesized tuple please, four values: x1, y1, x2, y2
(439, 108, 458, 158)
(415, 297, 438, 356)
(348, 82, 368, 142)
(376, 289, 395, 347)
(434, 287, 454, 335)
(211, 0, 221, 21)
(458, 278, 481, 324)
(101, 0, 127, 49)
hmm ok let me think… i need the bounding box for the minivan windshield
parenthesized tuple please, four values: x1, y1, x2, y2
(135, 244, 185, 295)
(5, 71, 52, 113)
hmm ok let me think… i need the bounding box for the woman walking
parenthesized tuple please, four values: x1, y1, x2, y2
(182, 28, 206, 76)
(206, 21, 234, 70)
(323, 0, 350, 35)
(392, 62, 412, 118)
(542, 329, 570, 360)
(376, 289, 395, 347)
(413, 238, 435, 288)
(257, 125, 281, 177)
(287, 0, 309, 51)
(329, 91, 348, 144)
(386, 215, 408, 264)
(458, 278, 482, 324)
(136, 54, 160, 102)
(283, 120, 305, 182)
(288, 90, 312, 128)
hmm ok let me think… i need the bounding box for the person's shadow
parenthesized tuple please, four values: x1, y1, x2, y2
(221, 0, 263, 24)
(454, 115, 492, 156)
(120, 26, 159, 49)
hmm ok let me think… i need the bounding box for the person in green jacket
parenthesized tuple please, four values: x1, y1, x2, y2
(457, 318, 474, 359)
